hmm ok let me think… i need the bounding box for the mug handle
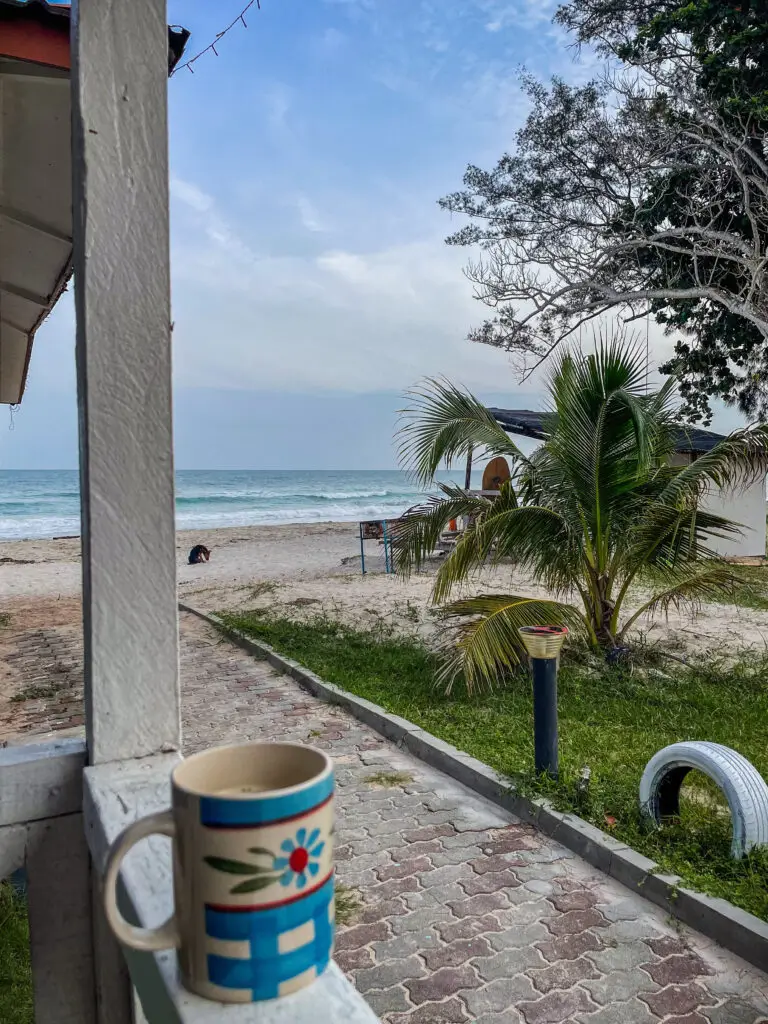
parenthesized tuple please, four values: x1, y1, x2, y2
(103, 809, 180, 952)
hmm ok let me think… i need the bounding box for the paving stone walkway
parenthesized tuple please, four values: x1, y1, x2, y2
(179, 614, 768, 1024)
(3, 607, 768, 1022)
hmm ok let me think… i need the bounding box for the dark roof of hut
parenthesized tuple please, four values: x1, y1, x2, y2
(488, 408, 727, 454)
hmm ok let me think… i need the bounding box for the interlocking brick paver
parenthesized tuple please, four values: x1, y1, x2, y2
(472, 946, 546, 981)
(527, 955, 600, 993)
(641, 983, 717, 1017)
(390, 998, 470, 1023)
(640, 954, 714, 986)
(582, 968, 660, 1005)
(421, 936, 492, 970)
(462, 976, 539, 1015)
(405, 965, 481, 1004)
(518, 986, 597, 1023)
(355, 956, 426, 993)
(3, 609, 767, 1024)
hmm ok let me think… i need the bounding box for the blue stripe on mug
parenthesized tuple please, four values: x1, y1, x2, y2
(200, 771, 334, 828)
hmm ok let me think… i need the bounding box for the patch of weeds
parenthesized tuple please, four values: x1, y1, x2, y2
(363, 770, 414, 788)
(286, 597, 322, 608)
(249, 580, 279, 601)
(220, 608, 768, 921)
(308, 729, 323, 739)
(0, 612, 11, 628)
(335, 884, 363, 926)
(10, 681, 67, 703)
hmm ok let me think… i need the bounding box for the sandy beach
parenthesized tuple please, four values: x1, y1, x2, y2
(1, 521, 768, 656)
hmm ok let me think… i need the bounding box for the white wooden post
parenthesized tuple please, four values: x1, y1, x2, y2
(70, 0, 180, 766)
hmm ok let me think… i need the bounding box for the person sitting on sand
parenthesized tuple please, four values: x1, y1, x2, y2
(188, 544, 211, 565)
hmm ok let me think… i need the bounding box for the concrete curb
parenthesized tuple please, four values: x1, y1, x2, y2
(180, 602, 768, 973)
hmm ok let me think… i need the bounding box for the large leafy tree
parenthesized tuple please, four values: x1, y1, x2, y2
(441, 0, 768, 422)
(395, 338, 768, 693)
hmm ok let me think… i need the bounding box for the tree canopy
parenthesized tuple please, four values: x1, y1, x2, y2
(441, 0, 768, 421)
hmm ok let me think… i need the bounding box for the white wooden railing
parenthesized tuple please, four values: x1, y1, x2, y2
(0, 1, 378, 1020)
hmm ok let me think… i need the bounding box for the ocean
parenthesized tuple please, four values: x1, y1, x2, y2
(0, 469, 470, 541)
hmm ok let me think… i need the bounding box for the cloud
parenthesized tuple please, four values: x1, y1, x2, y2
(296, 195, 330, 233)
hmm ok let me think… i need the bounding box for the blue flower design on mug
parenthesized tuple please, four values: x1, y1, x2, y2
(274, 828, 325, 889)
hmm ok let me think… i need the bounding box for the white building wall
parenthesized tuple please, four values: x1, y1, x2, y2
(700, 477, 766, 558)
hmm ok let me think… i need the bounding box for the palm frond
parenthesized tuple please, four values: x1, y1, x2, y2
(435, 594, 588, 695)
(391, 485, 496, 577)
(397, 378, 524, 485)
(619, 561, 751, 639)
(432, 502, 570, 603)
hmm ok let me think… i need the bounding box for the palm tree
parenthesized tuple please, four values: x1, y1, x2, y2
(395, 337, 768, 693)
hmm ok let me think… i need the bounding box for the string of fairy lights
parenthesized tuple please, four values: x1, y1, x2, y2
(171, 0, 261, 77)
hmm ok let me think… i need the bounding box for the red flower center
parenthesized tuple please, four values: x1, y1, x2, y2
(289, 847, 309, 873)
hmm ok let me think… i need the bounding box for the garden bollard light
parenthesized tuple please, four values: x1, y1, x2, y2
(518, 626, 568, 779)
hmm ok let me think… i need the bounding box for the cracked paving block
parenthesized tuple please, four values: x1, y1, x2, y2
(640, 954, 714, 987)
(398, 840, 443, 859)
(392, 905, 454, 935)
(472, 945, 546, 980)
(548, 889, 598, 913)
(527, 955, 600, 994)
(352, 834, 408, 855)
(512, 862, 567, 882)
(336, 921, 391, 951)
(470, 854, 527, 876)
(377, 856, 434, 882)
(359, 897, 409, 923)
(536, 928, 604, 962)
(460, 868, 523, 896)
(402, 883, 467, 911)
(546, 908, 608, 937)
(369, 875, 421, 902)
(364, 985, 412, 1017)
(602, 918, 661, 943)
(493, 901, 556, 930)
(586, 942, 656, 974)
(641, 983, 717, 1017)
(462, 975, 539, 1016)
(421, 936, 493, 971)
(598, 898, 644, 924)
(703, 1000, 768, 1024)
(488, 922, 550, 952)
(442, 830, 493, 850)
(371, 930, 438, 961)
(402, 824, 456, 843)
(581, 968, 660, 1005)
(406, 965, 482, 1005)
(574, 997, 659, 1024)
(645, 935, 689, 958)
(354, 954, 427, 993)
(448, 892, 510, 918)
(430, 846, 485, 867)
(420, 863, 472, 889)
(518, 986, 597, 1024)
(335, 947, 375, 972)
(437, 913, 503, 943)
(523, 880, 554, 896)
(390, 997, 471, 1023)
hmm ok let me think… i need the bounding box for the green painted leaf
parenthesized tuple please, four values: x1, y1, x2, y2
(247, 847, 275, 859)
(229, 875, 279, 894)
(204, 856, 264, 875)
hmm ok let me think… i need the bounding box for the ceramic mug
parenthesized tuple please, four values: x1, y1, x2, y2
(102, 741, 335, 1003)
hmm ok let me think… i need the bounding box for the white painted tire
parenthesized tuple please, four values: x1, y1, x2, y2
(639, 741, 768, 859)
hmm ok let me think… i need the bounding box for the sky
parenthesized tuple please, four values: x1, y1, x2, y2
(0, 0, 751, 469)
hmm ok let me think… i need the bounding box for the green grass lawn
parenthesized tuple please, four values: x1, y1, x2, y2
(220, 609, 768, 921)
(0, 884, 32, 1024)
